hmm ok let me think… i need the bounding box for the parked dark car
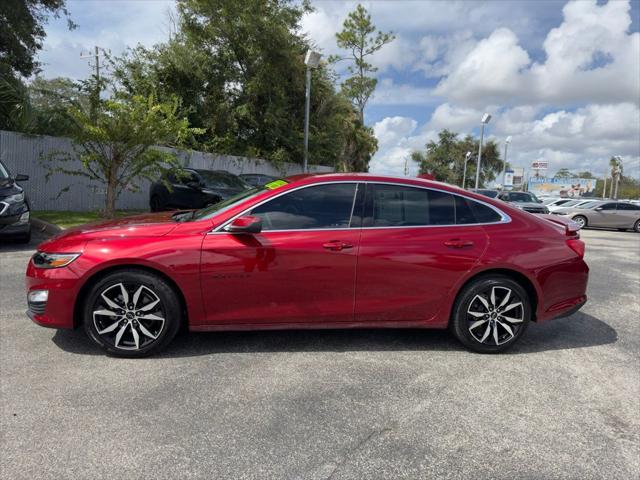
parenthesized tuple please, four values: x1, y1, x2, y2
(149, 169, 251, 211)
(239, 173, 278, 187)
(0, 160, 31, 243)
(497, 191, 549, 214)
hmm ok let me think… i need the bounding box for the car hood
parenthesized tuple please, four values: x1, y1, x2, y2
(553, 207, 591, 215)
(41, 211, 184, 247)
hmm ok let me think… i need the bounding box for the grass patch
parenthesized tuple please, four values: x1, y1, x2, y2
(32, 210, 146, 229)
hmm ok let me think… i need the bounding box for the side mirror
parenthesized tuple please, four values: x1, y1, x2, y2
(537, 199, 543, 203)
(224, 215, 262, 234)
(14, 174, 29, 181)
(594, 207, 603, 211)
(186, 181, 201, 190)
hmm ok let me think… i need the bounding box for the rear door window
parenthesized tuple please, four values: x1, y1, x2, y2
(366, 184, 455, 227)
(455, 196, 503, 224)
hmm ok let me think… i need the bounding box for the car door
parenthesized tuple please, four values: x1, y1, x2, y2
(354, 183, 490, 323)
(589, 202, 618, 227)
(200, 182, 362, 325)
(616, 203, 640, 228)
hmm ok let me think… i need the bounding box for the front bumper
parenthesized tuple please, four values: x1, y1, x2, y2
(25, 261, 79, 329)
(0, 204, 30, 237)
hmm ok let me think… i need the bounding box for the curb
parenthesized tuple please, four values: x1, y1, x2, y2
(30, 217, 63, 238)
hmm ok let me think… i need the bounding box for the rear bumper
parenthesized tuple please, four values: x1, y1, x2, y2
(542, 295, 587, 321)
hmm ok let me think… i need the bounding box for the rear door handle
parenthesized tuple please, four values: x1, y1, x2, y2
(323, 241, 353, 251)
(444, 239, 474, 249)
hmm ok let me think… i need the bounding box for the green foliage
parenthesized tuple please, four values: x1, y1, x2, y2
(0, 0, 75, 78)
(46, 83, 203, 217)
(110, 0, 377, 171)
(330, 4, 394, 122)
(0, 76, 35, 132)
(593, 175, 640, 200)
(411, 129, 505, 188)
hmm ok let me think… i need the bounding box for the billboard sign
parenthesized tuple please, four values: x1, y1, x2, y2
(528, 177, 597, 198)
(531, 161, 549, 170)
(503, 169, 514, 190)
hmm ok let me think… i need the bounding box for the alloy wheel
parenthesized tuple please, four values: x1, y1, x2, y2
(92, 283, 165, 351)
(467, 286, 524, 346)
(574, 216, 586, 228)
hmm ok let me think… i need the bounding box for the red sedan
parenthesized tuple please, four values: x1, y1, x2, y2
(26, 174, 588, 356)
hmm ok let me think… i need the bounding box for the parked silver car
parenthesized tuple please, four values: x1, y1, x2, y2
(554, 201, 640, 232)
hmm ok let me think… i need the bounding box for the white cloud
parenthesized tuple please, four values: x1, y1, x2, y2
(369, 78, 436, 106)
(435, 0, 640, 107)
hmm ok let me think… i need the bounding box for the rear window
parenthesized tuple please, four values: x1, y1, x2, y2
(455, 196, 503, 224)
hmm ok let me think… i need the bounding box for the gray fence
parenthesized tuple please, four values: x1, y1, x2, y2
(0, 130, 332, 211)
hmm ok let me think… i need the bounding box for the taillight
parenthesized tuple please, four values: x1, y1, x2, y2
(567, 238, 585, 258)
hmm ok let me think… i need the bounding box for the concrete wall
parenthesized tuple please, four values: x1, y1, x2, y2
(0, 130, 332, 211)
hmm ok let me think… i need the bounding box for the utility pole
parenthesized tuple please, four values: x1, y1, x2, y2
(404, 157, 409, 176)
(80, 45, 106, 81)
(602, 176, 607, 199)
(303, 50, 321, 173)
(462, 151, 472, 188)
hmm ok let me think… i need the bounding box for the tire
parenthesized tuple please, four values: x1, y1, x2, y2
(450, 275, 531, 353)
(634, 220, 640, 233)
(150, 195, 162, 212)
(83, 269, 181, 357)
(573, 215, 587, 229)
(19, 228, 31, 244)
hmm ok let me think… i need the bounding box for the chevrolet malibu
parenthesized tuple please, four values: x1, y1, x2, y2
(26, 174, 589, 357)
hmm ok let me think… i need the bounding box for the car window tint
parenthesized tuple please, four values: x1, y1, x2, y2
(370, 185, 455, 226)
(601, 203, 617, 210)
(250, 183, 357, 230)
(455, 196, 502, 224)
(618, 203, 640, 210)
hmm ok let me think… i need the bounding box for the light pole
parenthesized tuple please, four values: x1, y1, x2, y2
(303, 50, 321, 173)
(502, 136, 512, 186)
(474, 113, 492, 189)
(462, 151, 472, 188)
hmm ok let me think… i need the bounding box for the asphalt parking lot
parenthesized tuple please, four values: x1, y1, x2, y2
(1, 228, 639, 479)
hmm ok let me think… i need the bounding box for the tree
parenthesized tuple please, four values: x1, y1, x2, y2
(0, 0, 75, 131)
(112, 0, 378, 171)
(411, 129, 504, 188)
(331, 4, 394, 123)
(47, 83, 202, 217)
(555, 168, 573, 178)
(0, 0, 75, 79)
(28, 76, 90, 136)
(609, 156, 623, 199)
(577, 171, 594, 179)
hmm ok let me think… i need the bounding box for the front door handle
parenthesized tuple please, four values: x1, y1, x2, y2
(444, 239, 474, 249)
(322, 241, 353, 251)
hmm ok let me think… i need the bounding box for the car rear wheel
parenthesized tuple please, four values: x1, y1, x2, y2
(634, 220, 640, 233)
(450, 275, 531, 353)
(573, 215, 587, 229)
(83, 269, 181, 357)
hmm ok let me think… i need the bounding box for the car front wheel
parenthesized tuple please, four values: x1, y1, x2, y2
(83, 269, 181, 357)
(634, 219, 640, 233)
(450, 275, 531, 353)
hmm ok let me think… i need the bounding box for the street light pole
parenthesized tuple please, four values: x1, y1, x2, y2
(462, 151, 472, 188)
(613, 155, 622, 200)
(503, 136, 512, 187)
(474, 113, 492, 189)
(303, 50, 321, 173)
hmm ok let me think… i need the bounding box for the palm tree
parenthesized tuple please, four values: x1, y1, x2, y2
(609, 156, 623, 199)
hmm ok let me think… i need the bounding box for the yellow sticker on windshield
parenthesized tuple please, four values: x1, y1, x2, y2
(265, 180, 288, 190)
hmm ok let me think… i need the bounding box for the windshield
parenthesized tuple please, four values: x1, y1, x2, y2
(561, 200, 582, 208)
(509, 192, 538, 203)
(197, 171, 251, 190)
(190, 187, 266, 221)
(0, 162, 9, 180)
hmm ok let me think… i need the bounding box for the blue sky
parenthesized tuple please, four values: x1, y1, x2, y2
(36, 0, 640, 180)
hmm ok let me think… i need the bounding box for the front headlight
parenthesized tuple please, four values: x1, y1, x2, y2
(32, 252, 80, 269)
(4, 192, 25, 204)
